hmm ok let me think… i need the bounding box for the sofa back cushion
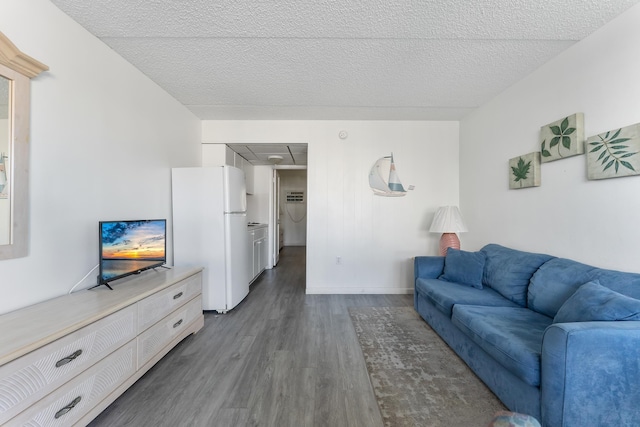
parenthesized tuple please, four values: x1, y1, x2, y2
(528, 257, 640, 317)
(481, 244, 554, 307)
(553, 281, 640, 323)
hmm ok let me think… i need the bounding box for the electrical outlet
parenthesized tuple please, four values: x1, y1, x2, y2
(336, 256, 342, 265)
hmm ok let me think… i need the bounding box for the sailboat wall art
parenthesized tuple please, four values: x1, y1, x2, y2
(369, 153, 414, 197)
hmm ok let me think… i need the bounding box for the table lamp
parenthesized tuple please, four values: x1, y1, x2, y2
(429, 206, 468, 256)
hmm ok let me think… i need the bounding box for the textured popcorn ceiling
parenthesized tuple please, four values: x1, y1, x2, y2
(51, 0, 639, 120)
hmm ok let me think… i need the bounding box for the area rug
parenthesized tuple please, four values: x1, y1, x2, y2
(349, 306, 506, 427)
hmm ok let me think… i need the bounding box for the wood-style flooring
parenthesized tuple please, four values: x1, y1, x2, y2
(89, 246, 413, 427)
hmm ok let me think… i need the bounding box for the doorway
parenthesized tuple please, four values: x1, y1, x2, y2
(272, 168, 307, 267)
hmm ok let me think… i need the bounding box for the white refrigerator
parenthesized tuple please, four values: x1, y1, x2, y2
(172, 166, 251, 312)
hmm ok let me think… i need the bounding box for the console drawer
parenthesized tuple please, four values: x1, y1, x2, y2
(137, 272, 202, 333)
(7, 339, 136, 427)
(0, 305, 137, 425)
(137, 295, 202, 368)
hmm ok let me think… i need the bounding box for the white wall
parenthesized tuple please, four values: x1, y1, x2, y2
(202, 120, 459, 293)
(0, 0, 201, 314)
(460, 3, 640, 271)
(279, 169, 308, 246)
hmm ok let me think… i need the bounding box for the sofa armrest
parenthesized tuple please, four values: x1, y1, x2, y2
(414, 256, 445, 280)
(541, 321, 640, 427)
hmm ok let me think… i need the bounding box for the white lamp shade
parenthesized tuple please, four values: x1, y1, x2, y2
(429, 206, 468, 233)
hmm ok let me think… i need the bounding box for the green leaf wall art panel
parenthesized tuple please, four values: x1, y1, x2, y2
(509, 152, 541, 189)
(587, 122, 640, 180)
(540, 113, 584, 163)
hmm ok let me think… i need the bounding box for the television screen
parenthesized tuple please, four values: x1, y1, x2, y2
(98, 219, 166, 287)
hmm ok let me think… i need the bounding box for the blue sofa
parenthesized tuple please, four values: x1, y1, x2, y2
(414, 244, 640, 427)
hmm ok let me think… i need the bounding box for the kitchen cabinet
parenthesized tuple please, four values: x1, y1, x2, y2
(243, 160, 255, 195)
(201, 144, 226, 166)
(201, 144, 254, 194)
(233, 154, 254, 195)
(248, 225, 268, 283)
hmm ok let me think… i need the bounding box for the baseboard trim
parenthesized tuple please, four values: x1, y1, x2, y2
(306, 287, 414, 295)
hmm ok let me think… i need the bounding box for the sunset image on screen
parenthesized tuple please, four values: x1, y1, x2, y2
(101, 220, 165, 260)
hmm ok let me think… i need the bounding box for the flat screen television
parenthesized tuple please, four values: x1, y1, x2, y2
(97, 219, 167, 289)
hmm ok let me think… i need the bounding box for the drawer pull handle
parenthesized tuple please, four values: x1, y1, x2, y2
(173, 319, 183, 328)
(55, 396, 81, 419)
(173, 292, 183, 300)
(55, 349, 83, 368)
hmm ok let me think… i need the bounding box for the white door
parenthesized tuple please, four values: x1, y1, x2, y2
(272, 169, 281, 266)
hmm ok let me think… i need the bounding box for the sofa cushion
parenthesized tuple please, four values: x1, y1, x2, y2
(440, 249, 485, 289)
(553, 281, 640, 323)
(452, 305, 553, 387)
(416, 278, 519, 318)
(481, 244, 554, 307)
(528, 257, 640, 318)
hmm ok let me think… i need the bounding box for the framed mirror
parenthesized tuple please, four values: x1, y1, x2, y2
(0, 32, 48, 259)
(0, 76, 9, 245)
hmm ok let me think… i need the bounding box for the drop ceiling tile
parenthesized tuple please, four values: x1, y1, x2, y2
(291, 153, 308, 165)
(248, 145, 292, 154)
(287, 145, 308, 154)
(228, 145, 252, 155)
